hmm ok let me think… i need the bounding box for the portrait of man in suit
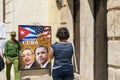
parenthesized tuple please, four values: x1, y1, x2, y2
(18, 25, 51, 70)
(20, 47, 40, 69)
(35, 46, 51, 68)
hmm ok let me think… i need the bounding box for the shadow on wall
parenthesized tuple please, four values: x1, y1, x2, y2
(67, 0, 73, 16)
(88, 0, 94, 17)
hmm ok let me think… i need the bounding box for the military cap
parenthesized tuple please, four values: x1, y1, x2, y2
(10, 31, 16, 35)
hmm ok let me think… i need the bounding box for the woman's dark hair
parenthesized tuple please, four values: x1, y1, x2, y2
(56, 27, 70, 40)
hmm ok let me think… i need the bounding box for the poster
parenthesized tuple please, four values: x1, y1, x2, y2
(18, 25, 51, 70)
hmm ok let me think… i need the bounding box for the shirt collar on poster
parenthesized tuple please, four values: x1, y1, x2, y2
(25, 61, 34, 69)
(41, 61, 49, 68)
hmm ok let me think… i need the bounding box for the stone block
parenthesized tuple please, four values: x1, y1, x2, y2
(107, 0, 120, 10)
(116, 69, 120, 80)
(114, 11, 120, 36)
(108, 41, 120, 66)
(108, 68, 115, 80)
(107, 11, 115, 37)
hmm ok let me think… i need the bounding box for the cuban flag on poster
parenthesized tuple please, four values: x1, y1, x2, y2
(19, 25, 37, 41)
(19, 25, 51, 41)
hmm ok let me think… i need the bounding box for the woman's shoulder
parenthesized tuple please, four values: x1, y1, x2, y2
(52, 42, 58, 45)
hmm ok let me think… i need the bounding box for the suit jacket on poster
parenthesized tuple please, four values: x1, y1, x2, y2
(30, 61, 41, 69)
(20, 61, 40, 70)
(45, 62, 51, 68)
(41, 62, 51, 68)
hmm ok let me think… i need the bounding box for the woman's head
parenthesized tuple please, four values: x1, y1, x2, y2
(56, 27, 70, 40)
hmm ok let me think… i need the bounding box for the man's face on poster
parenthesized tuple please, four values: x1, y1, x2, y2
(21, 49, 35, 66)
(35, 47, 48, 65)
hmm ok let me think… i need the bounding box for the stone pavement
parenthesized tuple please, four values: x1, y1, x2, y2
(0, 68, 7, 80)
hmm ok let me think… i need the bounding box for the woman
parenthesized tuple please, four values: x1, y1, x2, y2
(51, 27, 74, 80)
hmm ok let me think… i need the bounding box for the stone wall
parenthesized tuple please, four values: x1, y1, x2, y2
(48, 0, 61, 43)
(60, 0, 94, 80)
(60, 0, 73, 42)
(0, 0, 3, 22)
(4, 0, 50, 40)
(107, 0, 120, 80)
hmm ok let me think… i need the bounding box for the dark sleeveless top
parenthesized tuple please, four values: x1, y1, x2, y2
(51, 42, 73, 69)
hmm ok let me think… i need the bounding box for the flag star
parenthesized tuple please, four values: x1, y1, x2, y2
(21, 30, 25, 35)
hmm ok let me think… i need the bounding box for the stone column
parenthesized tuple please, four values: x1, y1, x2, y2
(80, 0, 94, 80)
